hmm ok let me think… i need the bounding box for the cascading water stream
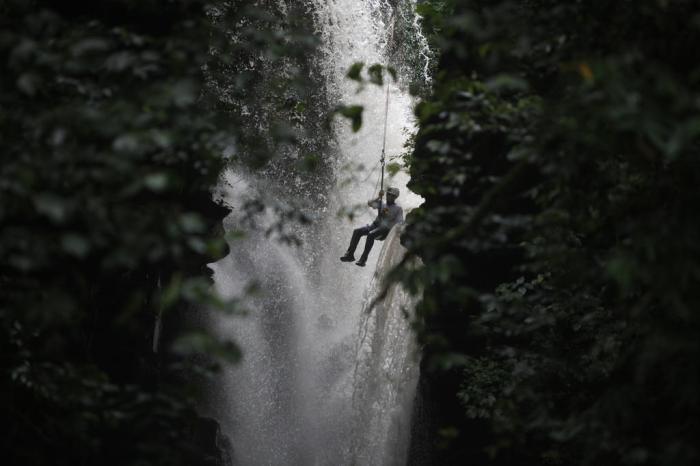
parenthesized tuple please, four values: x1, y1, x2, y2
(208, 2, 429, 464)
(348, 226, 421, 465)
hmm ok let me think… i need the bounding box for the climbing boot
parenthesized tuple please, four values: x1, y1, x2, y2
(340, 252, 355, 262)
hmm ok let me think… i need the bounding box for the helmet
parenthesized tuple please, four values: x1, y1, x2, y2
(386, 187, 400, 198)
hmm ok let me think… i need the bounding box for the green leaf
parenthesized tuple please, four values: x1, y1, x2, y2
(61, 233, 90, 258)
(112, 134, 141, 154)
(144, 173, 169, 192)
(387, 66, 398, 82)
(337, 105, 364, 132)
(368, 63, 383, 86)
(171, 79, 197, 108)
(17, 73, 40, 96)
(172, 332, 241, 363)
(485, 74, 529, 93)
(34, 194, 68, 222)
(606, 256, 636, 291)
(187, 237, 207, 254)
(300, 153, 320, 172)
(160, 273, 183, 310)
(347, 62, 364, 81)
(225, 230, 247, 242)
(179, 213, 205, 233)
(71, 37, 111, 56)
(386, 162, 402, 176)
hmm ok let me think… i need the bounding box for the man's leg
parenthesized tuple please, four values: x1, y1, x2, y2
(356, 227, 388, 266)
(341, 225, 370, 261)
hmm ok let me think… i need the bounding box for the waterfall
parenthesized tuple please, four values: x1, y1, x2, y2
(349, 226, 421, 465)
(207, 1, 429, 464)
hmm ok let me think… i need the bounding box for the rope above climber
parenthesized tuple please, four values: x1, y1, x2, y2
(340, 186, 403, 267)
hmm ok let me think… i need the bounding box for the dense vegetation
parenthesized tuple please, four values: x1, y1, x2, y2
(0, 1, 322, 464)
(400, 1, 700, 465)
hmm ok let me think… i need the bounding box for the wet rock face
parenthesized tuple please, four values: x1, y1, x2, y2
(191, 416, 235, 466)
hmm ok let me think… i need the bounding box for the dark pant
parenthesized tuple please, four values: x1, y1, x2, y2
(347, 225, 389, 260)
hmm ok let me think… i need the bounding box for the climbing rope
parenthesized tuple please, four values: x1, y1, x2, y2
(377, 7, 397, 198)
(379, 82, 390, 195)
(373, 165, 382, 198)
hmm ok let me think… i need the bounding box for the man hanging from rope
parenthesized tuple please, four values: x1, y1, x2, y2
(340, 186, 403, 267)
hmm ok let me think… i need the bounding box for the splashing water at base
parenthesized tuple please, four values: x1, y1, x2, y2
(208, 1, 429, 464)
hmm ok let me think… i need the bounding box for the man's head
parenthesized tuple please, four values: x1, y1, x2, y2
(386, 186, 399, 203)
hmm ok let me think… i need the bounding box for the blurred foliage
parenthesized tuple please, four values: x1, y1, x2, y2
(398, 1, 700, 465)
(205, 0, 334, 204)
(0, 0, 320, 464)
(204, 0, 339, 260)
(335, 62, 398, 134)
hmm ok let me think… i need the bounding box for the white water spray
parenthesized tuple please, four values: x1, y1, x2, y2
(208, 2, 430, 464)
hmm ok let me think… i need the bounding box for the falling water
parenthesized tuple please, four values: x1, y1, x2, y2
(349, 225, 421, 465)
(208, 1, 429, 464)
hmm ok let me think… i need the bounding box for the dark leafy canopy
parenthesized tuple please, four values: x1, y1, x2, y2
(0, 1, 228, 465)
(401, 1, 700, 465)
(0, 1, 318, 465)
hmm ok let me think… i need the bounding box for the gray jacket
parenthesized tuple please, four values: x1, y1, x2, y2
(368, 198, 404, 231)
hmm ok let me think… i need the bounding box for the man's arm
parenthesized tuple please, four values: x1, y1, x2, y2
(368, 190, 384, 209)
